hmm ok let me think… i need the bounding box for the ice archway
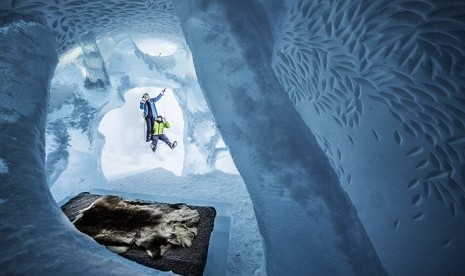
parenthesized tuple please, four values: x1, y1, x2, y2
(1, 1, 465, 275)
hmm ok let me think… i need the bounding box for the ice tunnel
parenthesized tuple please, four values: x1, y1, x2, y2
(1, 0, 465, 275)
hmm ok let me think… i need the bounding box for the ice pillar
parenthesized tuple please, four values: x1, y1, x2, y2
(0, 20, 150, 275)
(173, 1, 386, 275)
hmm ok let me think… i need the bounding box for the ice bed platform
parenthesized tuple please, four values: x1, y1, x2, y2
(61, 192, 216, 276)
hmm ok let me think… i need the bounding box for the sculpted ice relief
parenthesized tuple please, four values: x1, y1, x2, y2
(0, 0, 464, 275)
(272, 1, 465, 274)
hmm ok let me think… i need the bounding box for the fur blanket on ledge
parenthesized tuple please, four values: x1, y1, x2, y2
(72, 195, 200, 258)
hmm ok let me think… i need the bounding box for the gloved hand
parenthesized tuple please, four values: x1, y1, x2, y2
(140, 100, 145, 104)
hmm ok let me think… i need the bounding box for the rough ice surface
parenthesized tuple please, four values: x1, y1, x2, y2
(47, 36, 236, 196)
(0, 158, 7, 173)
(1, 0, 465, 275)
(79, 35, 111, 89)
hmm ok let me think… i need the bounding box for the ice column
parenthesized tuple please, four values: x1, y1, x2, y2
(0, 20, 151, 275)
(174, 1, 386, 275)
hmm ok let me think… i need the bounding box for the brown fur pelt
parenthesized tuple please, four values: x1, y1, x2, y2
(72, 195, 200, 258)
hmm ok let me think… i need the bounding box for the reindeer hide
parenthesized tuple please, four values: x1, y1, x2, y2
(73, 195, 200, 258)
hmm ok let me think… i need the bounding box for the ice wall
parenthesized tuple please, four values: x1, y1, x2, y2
(1, 0, 465, 275)
(174, 1, 386, 275)
(79, 34, 111, 89)
(0, 20, 154, 275)
(271, 1, 465, 275)
(0, 0, 182, 53)
(175, 0, 465, 274)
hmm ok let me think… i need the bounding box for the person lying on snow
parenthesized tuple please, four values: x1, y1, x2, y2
(150, 115, 177, 153)
(140, 88, 165, 142)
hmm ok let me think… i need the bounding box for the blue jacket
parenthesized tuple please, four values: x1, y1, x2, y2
(139, 93, 163, 118)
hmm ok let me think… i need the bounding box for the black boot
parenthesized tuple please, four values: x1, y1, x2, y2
(170, 141, 177, 149)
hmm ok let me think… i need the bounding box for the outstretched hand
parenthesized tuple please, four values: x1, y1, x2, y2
(161, 88, 166, 95)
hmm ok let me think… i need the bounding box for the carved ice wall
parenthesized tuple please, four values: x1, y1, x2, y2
(1, 0, 465, 275)
(0, 0, 182, 53)
(272, 0, 465, 274)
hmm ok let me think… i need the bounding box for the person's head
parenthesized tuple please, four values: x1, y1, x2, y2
(142, 93, 150, 101)
(156, 115, 163, 121)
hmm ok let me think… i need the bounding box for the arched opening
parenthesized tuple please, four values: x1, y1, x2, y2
(99, 87, 185, 179)
(132, 38, 178, 57)
(45, 31, 262, 275)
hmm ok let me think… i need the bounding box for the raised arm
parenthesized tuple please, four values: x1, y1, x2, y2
(152, 88, 166, 102)
(163, 117, 170, 128)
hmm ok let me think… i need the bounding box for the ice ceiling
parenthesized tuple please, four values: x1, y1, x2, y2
(1, 0, 465, 275)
